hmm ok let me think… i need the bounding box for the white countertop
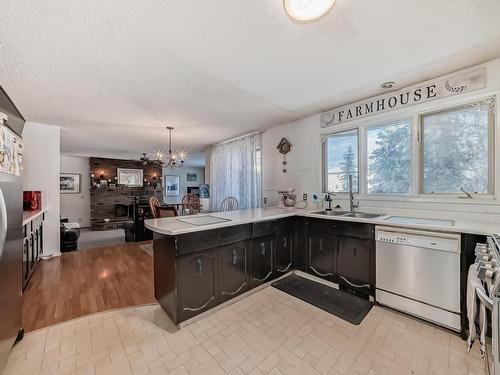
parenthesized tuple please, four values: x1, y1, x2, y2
(145, 207, 500, 236)
(22, 208, 47, 226)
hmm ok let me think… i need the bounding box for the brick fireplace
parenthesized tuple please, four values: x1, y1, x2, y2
(89, 157, 163, 231)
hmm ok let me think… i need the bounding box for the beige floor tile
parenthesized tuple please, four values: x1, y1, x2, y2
(3, 287, 487, 375)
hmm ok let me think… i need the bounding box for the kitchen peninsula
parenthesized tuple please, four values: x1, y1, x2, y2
(146, 207, 496, 335)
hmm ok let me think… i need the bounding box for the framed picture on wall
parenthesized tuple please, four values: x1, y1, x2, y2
(186, 172, 197, 181)
(165, 175, 180, 196)
(60, 173, 81, 193)
(117, 168, 143, 187)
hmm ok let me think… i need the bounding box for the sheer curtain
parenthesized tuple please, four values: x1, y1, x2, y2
(209, 133, 262, 211)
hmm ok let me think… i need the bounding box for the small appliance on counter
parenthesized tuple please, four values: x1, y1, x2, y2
(23, 191, 42, 211)
(278, 189, 296, 208)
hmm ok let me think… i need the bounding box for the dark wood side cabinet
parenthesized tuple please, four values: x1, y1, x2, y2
(22, 213, 45, 291)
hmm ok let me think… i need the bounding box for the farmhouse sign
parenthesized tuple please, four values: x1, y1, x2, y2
(320, 68, 486, 128)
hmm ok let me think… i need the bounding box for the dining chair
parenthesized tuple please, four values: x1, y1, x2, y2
(158, 205, 178, 218)
(220, 196, 239, 212)
(149, 197, 161, 219)
(181, 193, 201, 215)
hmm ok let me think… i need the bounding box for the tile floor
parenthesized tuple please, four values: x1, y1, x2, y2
(5, 287, 485, 375)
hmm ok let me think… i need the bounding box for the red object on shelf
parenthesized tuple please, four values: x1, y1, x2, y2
(23, 191, 42, 211)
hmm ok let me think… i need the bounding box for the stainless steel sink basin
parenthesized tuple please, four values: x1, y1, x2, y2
(310, 210, 383, 219)
(341, 212, 384, 219)
(310, 210, 348, 216)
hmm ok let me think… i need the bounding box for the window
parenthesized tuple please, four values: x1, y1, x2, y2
(323, 129, 358, 193)
(367, 120, 411, 194)
(422, 105, 492, 194)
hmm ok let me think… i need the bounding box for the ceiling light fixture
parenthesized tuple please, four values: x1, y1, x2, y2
(139, 126, 187, 168)
(283, 0, 336, 23)
(380, 81, 396, 90)
(161, 126, 187, 168)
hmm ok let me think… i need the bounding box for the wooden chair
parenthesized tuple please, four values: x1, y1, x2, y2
(220, 196, 239, 212)
(158, 206, 178, 218)
(181, 193, 201, 215)
(149, 197, 161, 219)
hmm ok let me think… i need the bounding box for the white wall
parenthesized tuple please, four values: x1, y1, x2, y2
(262, 58, 500, 223)
(23, 122, 61, 257)
(163, 167, 205, 204)
(60, 155, 90, 227)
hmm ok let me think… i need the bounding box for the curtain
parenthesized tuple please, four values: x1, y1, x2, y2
(209, 133, 262, 211)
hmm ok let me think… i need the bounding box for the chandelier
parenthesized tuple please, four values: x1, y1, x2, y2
(140, 126, 187, 168)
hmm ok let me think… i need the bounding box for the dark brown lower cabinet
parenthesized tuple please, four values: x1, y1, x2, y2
(336, 234, 374, 295)
(219, 241, 248, 303)
(249, 235, 274, 288)
(307, 231, 336, 281)
(178, 250, 219, 321)
(275, 228, 293, 274)
(155, 217, 377, 325)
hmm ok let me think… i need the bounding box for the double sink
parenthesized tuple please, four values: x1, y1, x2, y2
(311, 210, 384, 219)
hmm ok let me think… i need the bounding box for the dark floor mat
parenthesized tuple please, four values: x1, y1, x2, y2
(272, 274, 373, 325)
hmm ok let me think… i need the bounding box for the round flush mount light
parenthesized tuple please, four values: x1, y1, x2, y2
(283, 0, 336, 23)
(380, 81, 396, 90)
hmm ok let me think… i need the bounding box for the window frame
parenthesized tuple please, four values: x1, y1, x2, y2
(321, 128, 359, 194)
(418, 101, 495, 196)
(320, 94, 497, 200)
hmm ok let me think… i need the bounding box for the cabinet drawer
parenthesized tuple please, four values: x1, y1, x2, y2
(177, 229, 220, 254)
(336, 222, 375, 240)
(252, 220, 278, 237)
(307, 218, 336, 234)
(219, 225, 251, 244)
(176, 224, 250, 255)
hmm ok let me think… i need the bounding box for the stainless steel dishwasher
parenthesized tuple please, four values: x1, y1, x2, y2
(375, 226, 461, 331)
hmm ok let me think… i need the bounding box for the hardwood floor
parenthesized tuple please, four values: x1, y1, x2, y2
(22, 242, 155, 332)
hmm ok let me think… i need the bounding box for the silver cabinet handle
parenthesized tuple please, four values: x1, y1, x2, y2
(0, 188, 7, 259)
(261, 242, 266, 255)
(232, 249, 237, 265)
(319, 238, 323, 251)
(196, 259, 202, 274)
(340, 276, 370, 289)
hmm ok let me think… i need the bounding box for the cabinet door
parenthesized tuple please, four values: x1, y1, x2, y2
(275, 232, 293, 274)
(250, 236, 274, 287)
(308, 231, 336, 279)
(219, 242, 248, 303)
(337, 235, 373, 292)
(178, 250, 218, 320)
(22, 238, 29, 290)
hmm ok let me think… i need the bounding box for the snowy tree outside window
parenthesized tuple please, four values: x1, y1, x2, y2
(324, 130, 358, 193)
(367, 120, 411, 194)
(422, 106, 491, 194)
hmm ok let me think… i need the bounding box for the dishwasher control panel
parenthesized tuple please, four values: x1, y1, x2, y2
(377, 232, 408, 244)
(376, 227, 461, 253)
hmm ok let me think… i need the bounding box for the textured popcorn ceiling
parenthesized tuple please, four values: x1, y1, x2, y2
(1, 0, 500, 165)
